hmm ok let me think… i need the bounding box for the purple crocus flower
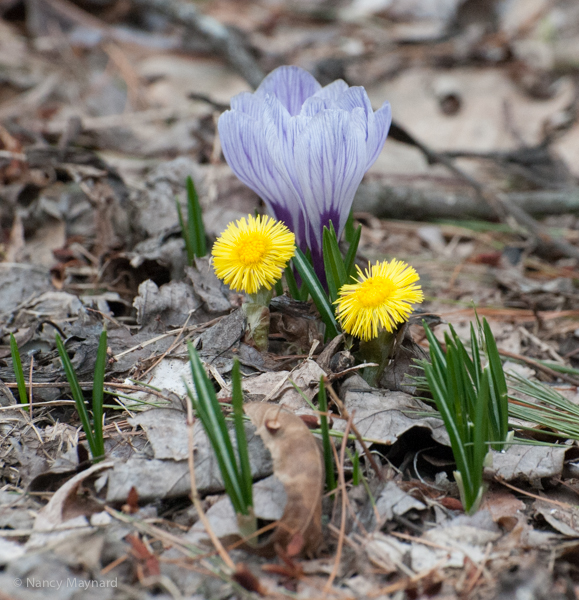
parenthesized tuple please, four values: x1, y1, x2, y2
(218, 65, 392, 279)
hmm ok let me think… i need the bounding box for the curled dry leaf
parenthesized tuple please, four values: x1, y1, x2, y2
(244, 402, 324, 558)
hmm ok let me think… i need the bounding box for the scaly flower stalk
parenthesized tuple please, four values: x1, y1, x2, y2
(218, 66, 391, 282)
(335, 259, 423, 386)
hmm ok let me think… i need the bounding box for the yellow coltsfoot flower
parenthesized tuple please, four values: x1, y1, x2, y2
(212, 214, 295, 294)
(335, 259, 424, 341)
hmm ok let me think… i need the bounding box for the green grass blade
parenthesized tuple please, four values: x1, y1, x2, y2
(187, 343, 246, 514)
(422, 322, 447, 369)
(9, 333, 28, 410)
(344, 224, 362, 280)
(469, 323, 482, 390)
(55, 334, 96, 457)
(352, 449, 360, 486)
(424, 361, 472, 493)
(186, 176, 207, 258)
(322, 228, 339, 302)
(274, 279, 284, 297)
(483, 318, 508, 441)
(284, 265, 301, 300)
(327, 223, 348, 286)
(473, 371, 490, 478)
(322, 225, 347, 302)
(449, 324, 477, 386)
(91, 330, 107, 461)
(318, 377, 336, 491)
(344, 209, 355, 244)
(285, 265, 308, 301)
(231, 359, 253, 509)
(292, 248, 339, 340)
(175, 197, 194, 265)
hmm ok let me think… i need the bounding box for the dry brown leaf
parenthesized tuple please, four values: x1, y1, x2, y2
(244, 402, 324, 558)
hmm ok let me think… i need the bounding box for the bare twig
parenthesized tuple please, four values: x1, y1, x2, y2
(131, 0, 265, 89)
(385, 122, 579, 260)
(324, 378, 384, 482)
(498, 349, 579, 386)
(324, 413, 352, 595)
(185, 396, 236, 571)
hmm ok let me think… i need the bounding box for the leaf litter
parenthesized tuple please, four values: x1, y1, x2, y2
(1, 0, 579, 598)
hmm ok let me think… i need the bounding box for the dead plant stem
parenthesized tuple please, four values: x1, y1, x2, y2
(324, 414, 352, 594)
(324, 378, 384, 481)
(185, 398, 235, 571)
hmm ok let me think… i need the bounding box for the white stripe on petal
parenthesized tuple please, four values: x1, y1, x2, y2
(293, 109, 366, 249)
(218, 109, 305, 243)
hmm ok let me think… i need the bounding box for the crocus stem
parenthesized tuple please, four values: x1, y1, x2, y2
(243, 288, 273, 352)
(357, 330, 396, 387)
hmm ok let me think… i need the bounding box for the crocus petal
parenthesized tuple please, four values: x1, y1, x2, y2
(230, 92, 265, 119)
(218, 65, 393, 286)
(300, 96, 329, 117)
(333, 86, 373, 117)
(314, 79, 349, 102)
(334, 88, 391, 168)
(254, 66, 321, 116)
(367, 100, 392, 168)
(262, 95, 309, 197)
(218, 110, 305, 243)
(294, 109, 367, 251)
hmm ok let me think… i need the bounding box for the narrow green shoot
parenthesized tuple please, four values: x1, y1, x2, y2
(56, 332, 107, 461)
(92, 330, 108, 460)
(344, 224, 362, 280)
(9, 333, 28, 410)
(285, 264, 309, 302)
(482, 319, 509, 446)
(509, 373, 579, 440)
(176, 176, 207, 264)
(323, 224, 348, 302)
(352, 449, 360, 486)
(421, 320, 509, 514)
(344, 209, 356, 244)
(292, 248, 339, 340)
(231, 360, 253, 510)
(322, 221, 361, 303)
(274, 279, 284, 297)
(318, 377, 336, 491)
(186, 344, 254, 520)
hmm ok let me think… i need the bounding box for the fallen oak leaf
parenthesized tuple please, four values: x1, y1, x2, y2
(244, 402, 324, 558)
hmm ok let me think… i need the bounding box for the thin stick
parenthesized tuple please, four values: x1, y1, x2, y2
(185, 398, 235, 571)
(498, 349, 579, 386)
(131, 0, 264, 89)
(323, 413, 352, 594)
(496, 477, 574, 510)
(463, 542, 492, 595)
(324, 378, 384, 481)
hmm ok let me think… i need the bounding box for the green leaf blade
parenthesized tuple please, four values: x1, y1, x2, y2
(186, 176, 207, 258)
(231, 359, 253, 509)
(56, 334, 97, 458)
(10, 333, 28, 410)
(292, 248, 339, 340)
(92, 330, 108, 461)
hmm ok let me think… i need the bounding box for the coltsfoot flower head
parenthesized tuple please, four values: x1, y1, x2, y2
(212, 214, 295, 294)
(335, 259, 424, 341)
